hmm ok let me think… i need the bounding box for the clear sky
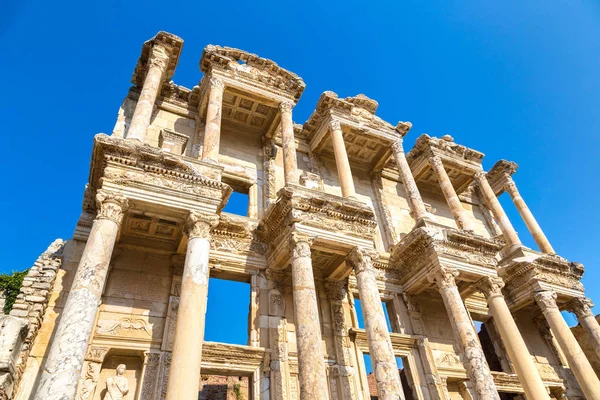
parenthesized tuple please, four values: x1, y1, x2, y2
(2, 0, 600, 340)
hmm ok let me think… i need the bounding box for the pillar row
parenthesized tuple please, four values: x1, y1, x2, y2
(505, 179, 555, 254)
(534, 291, 600, 400)
(566, 297, 600, 360)
(127, 44, 171, 142)
(280, 102, 299, 185)
(349, 249, 405, 400)
(428, 267, 499, 400)
(202, 77, 225, 163)
(391, 139, 428, 223)
(34, 191, 129, 400)
(428, 156, 474, 231)
(165, 211, 219, 400)
(477, 277, 549, 400)
(330, 120, 356, 198)
(289, 233, 329, 399)
(474, 171, 521, 248)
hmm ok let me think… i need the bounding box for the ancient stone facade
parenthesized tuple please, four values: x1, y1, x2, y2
(3, 31, 600, 400)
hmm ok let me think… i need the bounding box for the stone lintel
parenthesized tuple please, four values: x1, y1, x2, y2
(201, 342, 265, 375)
(350, 328, 419, 354)
(389, 227, 503, 293)
(499, 246, 585, 312)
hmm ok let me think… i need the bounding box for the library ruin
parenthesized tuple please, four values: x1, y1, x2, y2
(1, 31, 600, 400)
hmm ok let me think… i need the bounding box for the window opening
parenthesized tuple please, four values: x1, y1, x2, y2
(205, 278, 250, 345)
(473, 318, 503, 372)
(363, 354, 413, 400)
(353, 298, 393, 331)
(199, 374, 249, 400)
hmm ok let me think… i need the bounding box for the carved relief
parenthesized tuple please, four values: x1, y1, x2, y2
(96, 317, 153, 338)
(96, 191, 129, 225)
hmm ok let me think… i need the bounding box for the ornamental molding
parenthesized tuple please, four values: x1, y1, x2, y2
(96, 190, 129, 225)
(185, 211, 219, 239)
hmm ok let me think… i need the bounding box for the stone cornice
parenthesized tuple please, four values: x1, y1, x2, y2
(200, 44, 305, 101)
(486, 159, 518, 196)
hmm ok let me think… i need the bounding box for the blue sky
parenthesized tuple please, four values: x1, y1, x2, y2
(2, 0, 600, 335)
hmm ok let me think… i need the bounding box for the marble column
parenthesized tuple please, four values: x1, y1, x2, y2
(477, 277, 549, 400)
(127, 44, 171, 142)
(325, 280, 358, 400)
(201, 77, 225, 163)
(289, 233, 329, 399)
(474, 171, 521, 248)
(280, 102, 299, 185)
(566, 297, 600, 359)
(249, 272, 260, 347)
(534, 291, 600, 399)
(428, 156, 474, 231)
(165, 212, 219, 400)
(330, 120, 356, 198)
(428, 267, 499, 400)
(349, 249, 405, 400)
(392, 139, 428, 223)
(504, 179, 555, 254)
(34, 191, 128, 400)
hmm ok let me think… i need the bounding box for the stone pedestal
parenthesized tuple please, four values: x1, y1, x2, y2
(392, 140, 427, 223)
(330, 120, 356, 198)
(34, 191, 128, 400)
(567, 297, 600, 360)
(428, 156, 474, 231)
(165, 212, 218, 400)
(478, 277, 549, 400)
(505, 179, 554, 254)
(127, 44, 171, 142)
(349, 249, 405, 400)
(474, 171, 521, 248)
(289, 234, 329, 399)
(202, 77, 225, 163)
(280, 102, 299, 185)
(534, 291, 600, 399)
(428, 268, 499, 400)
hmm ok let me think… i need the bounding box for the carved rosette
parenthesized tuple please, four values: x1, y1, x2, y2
(329, 119, 342, 131)
(565, 297, 595, 318)
(477, 276, 505, 300)
(427, 267, 459, 290)
(95, 190, 129, 225)
(184, 211, 219, 239)
(290, 233, 313, 260)
(534, 291, 558, 312)
(148, 44, 171, 71)
(209, 76, 225, 91)
(279, 101, 294, 114)
(391, 139, 404, 154)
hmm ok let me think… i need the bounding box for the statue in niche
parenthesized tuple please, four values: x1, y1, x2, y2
(103, 364, 129, 400)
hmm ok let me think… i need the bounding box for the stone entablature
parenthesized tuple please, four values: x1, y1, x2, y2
(131, 31, 184, 91)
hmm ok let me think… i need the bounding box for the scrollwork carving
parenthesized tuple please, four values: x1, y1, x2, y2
(391, 139, 404, 154)
(148, 44, 171, 70)
(347, 247, 375, 275)
(477, 276, 505, 299)
(209, 77, 224, 91)
(279, 101, 294, 113)
(427, 267, 459, 290)
(565, 297, 594, 318)
(325, 280, 348, 302)
(95, 190, 129, 225)
(184, 211, 219, 239)
(329, 119, 342, 131)
(290, 233, 313, 259)
(534, 291, 558, 311)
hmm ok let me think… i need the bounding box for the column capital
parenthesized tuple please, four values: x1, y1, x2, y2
(208, 76, 225, 91)
(477, 276, 505, 299)
(504, 178, 519, 196)
(428, 155, 443, 169)
(534, 291, 558, 312)
(329, 119, 342, 131)
(325, 280, 348, 302)
(148, 43, 171, 70)
(473, 170, 487, 181)
(427, 267, 459, 290)
(95, 190, 129, 225)
(279, 101, 294, 113)
(565, 297, 595, 318)
(347, 247, 376, 275)
(184, 211, 219, 239)
(290, 232, 313, 259)
(391, 138, 404, 154)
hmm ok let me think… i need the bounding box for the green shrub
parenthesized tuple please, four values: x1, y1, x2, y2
(0, 270, 28, 314)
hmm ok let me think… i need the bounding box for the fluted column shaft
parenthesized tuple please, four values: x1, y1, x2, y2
(127, 45, 171, 142)
(280, 102, 299, 185)
(166, 212, 219, 400)
(392, 139, 427, 223)
(34, 192, 128, 400)
(566, 297, 600, 361)
(429, 156, 474, 231)
(428, 268, 499, 400)
(290, 234, 329, 399)
(505, 179, 554, 254)
(474, 171, 521, 248)
(535, 291, 600, 399)
(202, 77, 225, 163)
(350, 249, 405, 400)
(330, 120, 356, 198)
(478, 277, 549, 400)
